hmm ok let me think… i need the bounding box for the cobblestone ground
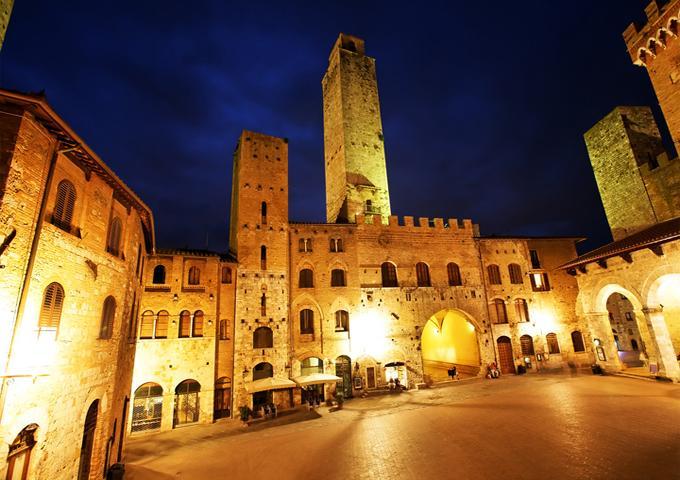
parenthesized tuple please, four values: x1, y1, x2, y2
(125, 374, 680, 480)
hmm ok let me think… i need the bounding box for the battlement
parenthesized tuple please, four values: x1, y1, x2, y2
(355, 214, 479, 234)
(623, 0, 680, 66)
(639, 150, 678, 175)
(329, 33, 366, 60)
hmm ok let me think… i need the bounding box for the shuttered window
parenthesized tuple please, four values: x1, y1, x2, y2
(300, 309, 314, 334)
(514, 298, 530, 322)
(447, 262, 462, 286)
(299, 269, 314, 288)
(98, 296, 116, 339)
(520, 334, 535, 355)
(381, 262, 398, 287)
(416, 262, 431, 287)
(487, 265, 501, 285)
(179, 311, 191, 338)
(508, 264, 523, 284)
(52, 180, 76, 232)
(192, 310, 204, 337)
(331, 269, 346, 287)
(491, 299, 507, 324)
(39, 282, 64, 335)
(188, 266, 200, 285)
(155, 310, 169, 338)
(106, 217, 123, 257)
(546, 333, 560, 354)
(140, 311, 154, 339)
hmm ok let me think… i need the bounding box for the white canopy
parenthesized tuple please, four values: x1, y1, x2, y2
(293, 373, 342, 387)
(246, 376, 297, 393)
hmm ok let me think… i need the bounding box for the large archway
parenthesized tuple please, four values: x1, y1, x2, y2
(421, 309, 481, 381)
(606, 293, 646, 368)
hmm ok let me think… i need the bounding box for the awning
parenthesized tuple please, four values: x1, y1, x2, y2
(293, 373, 342, 387)
(385, 361, 405, 367)
(246, 376, 297, 393)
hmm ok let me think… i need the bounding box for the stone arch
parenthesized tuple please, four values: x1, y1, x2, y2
(327, 258, 350, 273)
(591, 282, 644, 314)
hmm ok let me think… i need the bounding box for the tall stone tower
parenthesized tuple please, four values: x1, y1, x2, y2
(228, 131, 291, 409)
(584, 106, 666, 241)
(322, 33, 391, 223)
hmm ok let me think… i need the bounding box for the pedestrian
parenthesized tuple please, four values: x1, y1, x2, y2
(451, 365, 459, 380)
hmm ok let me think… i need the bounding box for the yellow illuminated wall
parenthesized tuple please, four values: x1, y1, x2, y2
(656, 274, 680, 356)
(421, 310, 480, 367)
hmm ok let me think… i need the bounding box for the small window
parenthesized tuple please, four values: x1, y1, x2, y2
(365, 199, 376, 213)
(299, 238, 313, 253)
(508, 264, 523, 284)
(155, 310, 169, 338)
(140, 311, 154, 339)
(487, 265, 501, 285)
(219, 320, 228, 340)
(261, 294, 267, 316)
(447, 262, 462, 286)
(416, 262, 431, 287)
(300, 309, 314, 334)
(299, 268, 314, 288)
(99, 296, 116, 339)
(514, 298, 530, 323)
(261, 245, 267, 270)
(530, 273, 550, 292)
(330, 238, 344, 253)
(529, 250, 541, 269)
(546, 333, 560, 354)
(331, 269, 346, 287)
(106, 217, 123, 257)
(253, 326, 273, 348)
(571, 331, 585, 352)
(381, 262, 398, 287)
(39, 282, 64, 336)
(192, 310, 204, 337)
(188, 266, 201, 285)
(221, 266, 232, 284)
(491, 299, 507, 324)
(335, 310, 349, 332)
(520, 334, 535, 355)
(52, 179, 76, 232)
(261, 201, 267, 224)
(152, 265, 166, 284)
(179, 311, 191, 338)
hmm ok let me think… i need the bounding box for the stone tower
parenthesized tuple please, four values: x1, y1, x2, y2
(322, 33, 391, 223)
(228, 131, 291, 409)
(584, 106, 666, 241)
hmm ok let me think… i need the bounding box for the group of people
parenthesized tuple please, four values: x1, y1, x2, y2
(261, 403, 278, 418)
(305, 388, 322, 409)
(447, 366, 460, 380)
(486, 362, 500, 379)
(388, 377, 405, 391)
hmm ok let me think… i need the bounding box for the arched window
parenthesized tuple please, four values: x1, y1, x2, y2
(152, 265, 166, 284)
(261, 245, 267, 270)
(39, 282, 64, 336)
(381, 262, 398, 287)
(77, 400, 99, 480)
(261, 294, 267, 316)
(416, 262, 431, 287)
(300, 309, 314, 334)
(508, 263, 523, 284)
(221, 266, 232, 284)
(514, 298, 530, 323)
(301, 357, 323, 376)
(106, 217, 123, 257)
(571, 331, 585, 352)
(52, 179, 76, 232)
(6, 424, 38, 479)
(330, 238, 344, 252)
(99, 296, 116, 339)
(487, 265, 501, 285)
(261, 201, 267, 224)
(299, 238, 313, 252)
(520, 334, 535, 355)
(188, 266, 201, 285)
(192, 310, 204, 337)
(491, 299, 507, 324)
(447, 262, 462, 286)
(299, 268, 314, 288)
(253, 327, 273, 348)
(335, 310, 349, 332)
(331, 269, 346, 287)
(174, 380, 200, 427)
(546, 333, 560, 354)
(155, 310, 169, 338)
(131, 383, 163, 432)
(140, 310, 154, 339)
(253, 362, 273, 380)
(179, 310, 191, 338)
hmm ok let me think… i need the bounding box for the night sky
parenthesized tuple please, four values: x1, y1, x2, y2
(0, 1, 667, 253)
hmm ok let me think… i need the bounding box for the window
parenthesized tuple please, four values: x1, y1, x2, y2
(106, 217, 123, 257)
(261, 294, 267, 316)
(416, 262, 431, 287)
(253, 362, 273, 380)
(253, 327, 273, 348)
(131, 383, 162, 432)
(335, 310, 349, 332)
(546, 333, 560, 354)
(381, 262, 398, 287)
(99, 296, 116, 339)
(260, 245, 267, 270)
(261, 201, 267, 224)
(39, 282, 64, 336)
(152, 265, 166, 284)
(365, 199, 377, 213)
(331, 269, 346, 287)
(491, 299, 507, 324)
(299, 268, 314, 288)
(155, 310, 169, 338)
(6, 424, 38, 480)
(188, 266, 201, 285)
(300, 309, 314, 334)
(299, 238, 313, 252)
(529, 249, 541, 269)
(219, 320, 228, 340)
(140, 310, 154, 339)
(508, 264, 523, 284)
(530, 273, 550, 291)
(520, 335, 535, 355)
(192, 310, 204, 337)
(330, 238, 344, 252)
(221, 267, 232, 284)
(487, 265, 501, 285)
(179, 311, 191, 338)
(447, 262, 462, 286)
(514, 298, 530, 323)
(52, 179, 76, 232)
(571, 331, 585, 352)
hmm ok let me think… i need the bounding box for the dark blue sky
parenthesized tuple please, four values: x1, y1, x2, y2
(0, 1, 666, 253)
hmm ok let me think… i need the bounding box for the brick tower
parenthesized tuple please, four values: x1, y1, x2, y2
(228, 131, 291, 410)
(322, 33, 391, 223)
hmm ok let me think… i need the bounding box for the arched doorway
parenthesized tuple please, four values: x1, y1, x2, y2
(421, 309, 481, 381)
(6, 424, 38, 480)
(131, 383, 163, 433)
(252, 362, 273, 410)
(174, 380, 200, 427)
(77, 400, 99, 480)
(214, 377, 231, 420)
(605, 293, 646, 368)
(335, 356, 352, 399)
(301, 357, 324, 403)
(496, 336, 515, 374)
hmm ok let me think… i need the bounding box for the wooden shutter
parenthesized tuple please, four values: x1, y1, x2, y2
(192, 311, 204, 337)
(53, 180, 76, 231)
(447, 263, 462, 286)
(99, 296, 116, 339)
(381, 263, 398, 287)
(179, 311, 191, 337)
(39, 283, 64, 331)
(155, 311, 169, 338)
(140, 312, 154, 338)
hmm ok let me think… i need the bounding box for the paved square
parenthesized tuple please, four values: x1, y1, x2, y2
(126, 375, 680, 480)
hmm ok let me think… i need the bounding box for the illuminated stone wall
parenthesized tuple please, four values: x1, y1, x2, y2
(0, 0, 12, 51)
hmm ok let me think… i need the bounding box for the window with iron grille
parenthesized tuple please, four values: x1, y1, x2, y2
(508, 263, 523, 284)
(300, 309, 314, 334)
(416, 262, 431, 287)
(571, 331, 585, 352)
(514, 298, 530, 322)
(546, 333, 560, 354)
(381, 262, 398, 287)
(52, 179, 76, 232)
(330, 238, 344, 252)
(335, 310, 349, 332)
(487, 265, 501, 285)
(221, 266, 232, 284)
(253, 327, 273, 348)
(179, 310, 191, 338)
(192, 310, 204, 337)
(106, 217, 123, 257)
(39, 282, 64, 337)
(331, 269, 346, 287)
(447, 262, 462, 286)
(299, 268, 314, 288)
(520, 334, 535, 355)
(131, 383, 163, 433)
(299, 238, 313, 252)
(491, 299, 507, 324)
(188, 266, 201, 285)
(152, 265, 166, 284)
(99, 296, 116, 339)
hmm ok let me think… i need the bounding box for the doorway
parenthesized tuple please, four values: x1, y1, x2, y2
(174, 380, 200, 427)
(335, 355, 352, 398)
(497, 336, 515, 374)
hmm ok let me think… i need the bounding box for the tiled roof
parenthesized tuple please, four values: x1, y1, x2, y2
(559, 217, 680, 270)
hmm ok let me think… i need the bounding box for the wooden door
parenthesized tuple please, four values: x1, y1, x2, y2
(497, 337, 515, 374)
(366, 367, 376, 389)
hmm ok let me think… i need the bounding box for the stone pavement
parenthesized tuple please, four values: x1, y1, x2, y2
(125, 374, 680, 480)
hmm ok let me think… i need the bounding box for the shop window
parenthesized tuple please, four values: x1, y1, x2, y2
(98, 296, 116, 339)
(52, 179, 76, 232)
(39, 282, 64, 337)
(131, 383, 162, 433)
(487, 264, 501, 285)
(174, 380, 201, 427)
(416, 262, 431, 287)
(508, 263, 523, 284)
(447, 262, 462, 286)
(331, 269, 346, 287)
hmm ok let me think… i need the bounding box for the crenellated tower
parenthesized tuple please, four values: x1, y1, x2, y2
(322, 33, 391, 224)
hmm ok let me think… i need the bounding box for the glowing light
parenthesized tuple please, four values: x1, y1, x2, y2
(351, 309, 390, 359)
